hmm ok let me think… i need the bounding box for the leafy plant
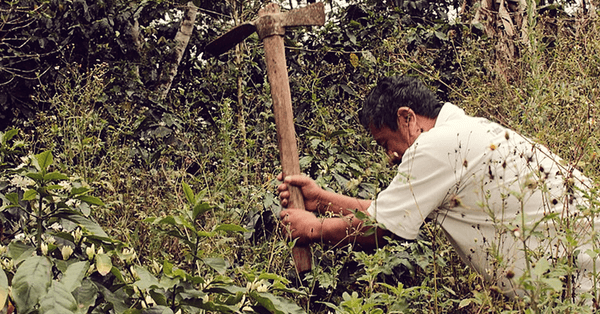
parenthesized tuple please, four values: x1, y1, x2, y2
(145, 182, 306, 313)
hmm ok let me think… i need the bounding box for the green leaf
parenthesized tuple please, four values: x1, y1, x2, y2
(213, 224, 248, 233)
(12, 256, 52, 313)
(63, 214, 110, 239)
(8, 242, 36, 266)
(26, 172, 43, 181)
(542, 278, 564, 292)
(1, 128, 18, 145)
(133, 265, 161, 290)
(38, 281, 78, 314)
(149, 290, 169, 306)
(70, 187, 91, 196)
(22, 189, 38, 201)
(76, 195, 105, 206)
(5, 192, 19, 205)
(34, 150, 53, 172)
(72, 279, 98, 314)
(62, 261, 89, 292)
(93, 284, 130, 314)
(203, 257, 229, 275)
(192, 202, 212, 219)
(141, 305, 174, 314)
(44, 171, 69, 182)
(96, 253, 112, 276)
(532, 258, 550, 277)
(0, 269, 8, 309)
(249, 291, 306, 314)
(182, 182, 195, 205)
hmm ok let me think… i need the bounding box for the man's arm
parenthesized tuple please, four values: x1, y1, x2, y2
(280, 209, 390, 250)
(277, 174, 372, 215)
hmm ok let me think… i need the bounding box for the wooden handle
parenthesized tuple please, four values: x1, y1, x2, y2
(262, 21, 311, 273)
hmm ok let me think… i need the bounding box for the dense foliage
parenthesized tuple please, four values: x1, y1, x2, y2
(1, 0, 599, 313)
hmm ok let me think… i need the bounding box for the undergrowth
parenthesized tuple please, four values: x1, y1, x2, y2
(0, 7, 599, 314)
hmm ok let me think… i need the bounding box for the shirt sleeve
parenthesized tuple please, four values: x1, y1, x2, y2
(367, 132, 462, 240)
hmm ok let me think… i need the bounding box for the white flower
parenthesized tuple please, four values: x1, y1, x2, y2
(41, 242, 48, 256)
(10, 175, 35, 189)
(58, 181, 72, 193)
(65, 199, 79, 207)
(1, 259, 14, 270)
(49, 222, 62, 231)
(122, 248, 137, 263)
(86, 244, 96, 260)
(42, 234, 56, 245)
(72, 228, 83, 243)
(61, 246, 73, 260)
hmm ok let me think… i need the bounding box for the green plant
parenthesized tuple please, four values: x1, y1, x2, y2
(145, 182, 307, 313)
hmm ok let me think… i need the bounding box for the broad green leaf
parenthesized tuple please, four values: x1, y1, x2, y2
(249, 291, 306, 314)
(8, 242, 36, 266)
(133, 265, 161, 290)
(76, 195, 105, 206)
(64, 214, 110, 239)
(62, 261, 89, 292)
(93, 284, 130, 314)
(43, 171, 69, 182)
(72, 279, 98, 314)
(203, 257, 229, 275)
(46, 184, 64, 190)
(258, 273, 290, 284)
(192, 202, 211, 219)
(12, 256, 52, 313)
(0, 269, 8, 309)
(70, 187, 91, 196)
(96, 253, 112, 276)
(213, 224, 248, 233)
(163, 260, 189, 280)
(149, 291, 169, 306)
(22, 189, 38, 201)
(197, 230, 215, 237)
(5, 192, 19, 205)
(141, 305, 174, 314)
(34, 150, 53, 172)
(182, 182, 195, 205)
(38, 281, 78, 314)
(26, 172, 43, 181)
(1, 129, 18, 145)
(542, 278, 564, 292)
(532, 258, 550, 277)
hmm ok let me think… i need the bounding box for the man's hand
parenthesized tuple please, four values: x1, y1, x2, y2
(280, 209, 321, 245)
(277, 174, 323, 211)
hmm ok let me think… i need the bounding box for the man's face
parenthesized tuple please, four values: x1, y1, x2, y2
(369, 124, 411, 166)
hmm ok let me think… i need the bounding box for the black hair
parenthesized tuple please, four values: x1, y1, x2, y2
(360, 76, 443, 131)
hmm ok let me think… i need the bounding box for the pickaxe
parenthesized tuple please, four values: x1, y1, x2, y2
(204, 3, 325, 274)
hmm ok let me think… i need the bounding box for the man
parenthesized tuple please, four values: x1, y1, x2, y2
(278, 75, 597, 301)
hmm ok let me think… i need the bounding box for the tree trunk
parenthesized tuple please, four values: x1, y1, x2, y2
(155, 2, 198, 100)
(471, 0, 534, 79)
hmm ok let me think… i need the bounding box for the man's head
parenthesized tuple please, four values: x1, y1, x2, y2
(360, 76, 443, 131)
(360, 76, 442, 165)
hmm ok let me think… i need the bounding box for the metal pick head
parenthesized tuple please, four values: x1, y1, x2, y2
(204, 22, 257, 57)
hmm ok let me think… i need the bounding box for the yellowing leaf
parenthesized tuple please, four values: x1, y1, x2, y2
(96, 253, 112, 276)
(350, 53, 359, 68)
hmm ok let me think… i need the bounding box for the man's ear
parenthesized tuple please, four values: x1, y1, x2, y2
(396, 107, 413, 126)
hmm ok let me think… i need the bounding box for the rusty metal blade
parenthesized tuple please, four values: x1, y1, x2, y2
(282, 2, 325, 27)
(204, 22, 256, 57)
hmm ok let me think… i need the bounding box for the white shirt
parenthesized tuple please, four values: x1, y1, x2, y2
(367, 103, 595, 298)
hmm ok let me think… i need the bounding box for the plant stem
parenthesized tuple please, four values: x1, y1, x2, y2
(36, 188, 43, 251)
